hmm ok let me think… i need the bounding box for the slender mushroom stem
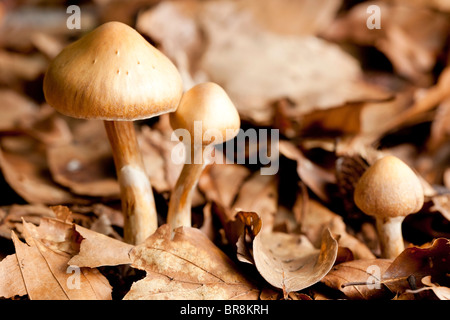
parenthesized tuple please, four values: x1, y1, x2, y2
(375, 216, 405, 259)
(167, 144, 209, 230)
(104, 120, 157, 244)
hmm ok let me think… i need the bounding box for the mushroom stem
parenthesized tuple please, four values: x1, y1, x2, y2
(104, 120, 157, 244)
(375, 216, 405, 259)
(167, 145, 209, 230)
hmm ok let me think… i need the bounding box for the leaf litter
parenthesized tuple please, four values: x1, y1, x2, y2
(0, 0, 449, 301)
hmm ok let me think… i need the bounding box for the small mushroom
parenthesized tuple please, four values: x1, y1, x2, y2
(43, 21, 183, 244)
(353, 155, 424, 258)
(167, 82, 240, 230)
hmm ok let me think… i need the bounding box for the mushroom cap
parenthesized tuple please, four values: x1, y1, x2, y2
(170, 82, 241, 145)
(354, 155, 424, 219)
(43, 21, 183, 121)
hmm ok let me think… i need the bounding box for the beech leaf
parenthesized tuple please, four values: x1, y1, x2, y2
(124, 224, 260, 300)
(253, 228, 338, 294)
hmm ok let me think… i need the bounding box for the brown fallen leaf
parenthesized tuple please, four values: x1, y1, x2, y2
(0, 223, 112, 300)
(231, 172, 278, 234)
(323, 1, 450, 84)
(0, 204, 55, 239)
(0, 50, 47, 85)
(46, 130, 119, 198)
(19, 104, 72, 147)
(427, 97, 450, 152)
(235, 211, 262, 264)
(406, 275, 450, 300)
(138, 124, 185, 195)
(199, 163, 251, 210)
(0, 5, 96, 51)
(279, 140, 336, 202)
(253, 228, 338, 295)
(240, 0, 342, 36)
(296, 196, 375, 260)
(140, 0, 387, 126)
(0, 253, 27, 299)
(381, 238, 450, 295)
(124, 224, 260, 300)
(68, 224, 133, 268)
(0, 136, 84, 205)
(0, 89, 39, 133)
(321, 258, 393, 300)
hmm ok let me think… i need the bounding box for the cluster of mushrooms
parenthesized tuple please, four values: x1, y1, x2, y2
(43, 21, 240, 245)
(43, 21, 424, 259)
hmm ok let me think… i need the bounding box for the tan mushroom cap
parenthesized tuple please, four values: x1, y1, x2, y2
(170, 82, 241, 145)
(354, 155, 424, 219)
(43, 21, 183, 121)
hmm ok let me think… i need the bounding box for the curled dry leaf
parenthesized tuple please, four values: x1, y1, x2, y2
(321, 259, 393, 300)
(232, 172, 278, 234)
(381, 238, 450, 295)
(124, 224, 260, 300)
(253, 228, 338, 294)
(406, 275, 450, 300)
(235, 211, 262, 264)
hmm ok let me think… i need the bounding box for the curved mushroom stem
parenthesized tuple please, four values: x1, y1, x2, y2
(375, 216, 406, 259)
(167, 144, 209, 231)
(104, 120, 157, 244)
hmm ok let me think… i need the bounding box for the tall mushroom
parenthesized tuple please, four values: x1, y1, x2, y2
(353, 155, 424, 258)
(167, 82, 240, 230)
(43, 21, 183, 244)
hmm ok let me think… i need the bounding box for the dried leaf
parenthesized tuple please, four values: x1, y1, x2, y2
(232, 172, 278, 233)
(0, 89, 39, 132)
(240, 0, 342, 36)
(0, 229, 112, 300)
(68, 225, 133, 268)
(139, 125, 184, 194)
(406, 275, 450, 300)
(296, 197, 375, 260)
(324, 1, 450, 84)
(19, 105, 72, 147)
(253, 228, 338, 294)
(0, 50, 47, 85)
(124, 224, 260, 300)
(0, 254, 27, 299)
(0, 204, 55, 239)
(321, 259, 393, 300)
(46, 133, 119, 198)
(279, 140, 336, 202)
(199, 163, 251, 210)
(0, 137, 84, 205)
(382, 238, 450, 294)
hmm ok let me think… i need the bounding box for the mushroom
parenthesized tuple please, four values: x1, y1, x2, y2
(353, 155, 424, 258)
(167, 82, 240, 230)
(43, 21, 183, 244)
